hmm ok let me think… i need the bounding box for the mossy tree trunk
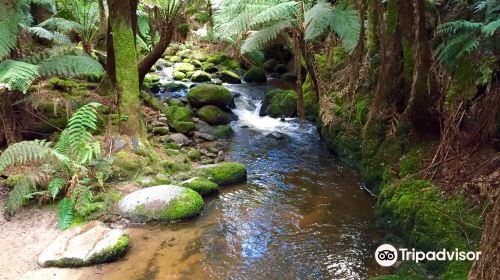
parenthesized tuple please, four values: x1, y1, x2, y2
(107, 0, 144, 137)
(0, 89, 20, 145)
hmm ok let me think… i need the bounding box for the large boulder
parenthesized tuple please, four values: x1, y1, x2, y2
(190, 70, 211, 82)
(174, 63, 195, 73)
(196, 162, 247, 186)
(187, 84, 232, 108)
(219, 70, 241, 84)
(173, 71, 186, 80)
(259, 89, 297, 118)
(243, 66, 267, 83)
(263, 58, 278, 72)
(38, 221, 129, 268)
(201, 62, 218, 73)
(164, 106, 195, 134)
(181, 177, 219, 195)
(197, 105, 231, 125)
(118, 185, 204, 222)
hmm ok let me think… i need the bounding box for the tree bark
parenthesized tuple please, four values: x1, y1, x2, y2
(107, 0, 143, 137)
(0, 89, 20, 145)
(138, 23, 174, 86)
(97, 0, 106, 36)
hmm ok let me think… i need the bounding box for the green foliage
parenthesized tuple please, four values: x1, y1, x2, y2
(48, 177, 66, 200)
(0, 0, 22, 60)
(58, 197, 74, 230)
(241, 20, 296, 54)
(38, 55, 104, 78)
(0, 60, 39, 93)
(0, 140, 51, 173)
(304, 1, 360, 53)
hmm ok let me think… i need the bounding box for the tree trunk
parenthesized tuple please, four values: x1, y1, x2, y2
(294, 33, 305, 120)
(107, 0, 143, 137)
(0, 89, 20, 145)
(366, 0, 379, 58)
(97, 0, 106, 36)
(138, 23, 174, 86)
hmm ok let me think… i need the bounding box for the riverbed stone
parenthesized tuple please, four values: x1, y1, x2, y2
(170, 133, 192, 145)
(263, 58, 278, 72)
(38, 221, 129, 268)
(243, 66, 267, 83)
(281, 72, 297, 82)
(164, 106, 195, 134)
(197, 105, 231, 125)
(191, 70, 212, 82)
(219, 70, 241, 84)
(187, 84, 232, 108)
(173, 71, 186, 80)
(118, 185, 204, 222)
(196, 162, 247, 186)
(175, 63, 195, 73)
(181, 177, 219, 195)
(201, 62, 218, 73)
(274, 64, 288, 73)
(259, 89, 297, 118)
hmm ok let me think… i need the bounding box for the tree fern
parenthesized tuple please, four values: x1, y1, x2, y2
(58, 197, 73, 229)
(241, 19, 296, 54)
(38, 55, 105, 78)
(481, 18, 500, 36)
(0, 60, 39, 93)
(0, 139, 52, 173)
(48, 177, 66, 200)
(249, 1, 297, 29)
(28, 26, 72, 45)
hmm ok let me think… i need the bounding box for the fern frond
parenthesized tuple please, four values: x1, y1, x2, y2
(58, 197, 73, 229)
(249, 1, 297, 29)
(38, 17, 81, 33)
(0, 60, 39, 93)
(28, 26, 72, 45)
(65, 102, 101, 149)
(437, 20, 483, 35)
(48, 177, 66, 200)
(482, 18, 500, 36)
(304, 0, 332, 41)
(328, 4, 360, 53)
(243, 49, 266, 66)
(436, 32, 480, 69)
(38, 55, 104, 78)
(0, 1, 21, 60)
(5, 176, 37, 215)
(241, 19, 296, 54)
(0, 140, 52, 173)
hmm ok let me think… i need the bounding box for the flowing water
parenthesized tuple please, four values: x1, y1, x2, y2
(76, 78, 381, 280)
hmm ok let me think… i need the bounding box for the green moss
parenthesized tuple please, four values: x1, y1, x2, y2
(302, 75, 319, 122)
(173, 71, 187, 80)
(170, 56, 182, 63)
(47, 77, 78, 92)
(223, 59, 241, 70)
(164, 143, 181, 149)
(260, 89, 297, 118)
(166, 98, 185, 107)
(164, 106, 194, 133)
(174, 121, 195, 134)
(243, 66, 267, 83)
(187, 84, 231, 107)
(191, 70, 212, 82)
(263, 58, 278, 71)
(182, 178, 219, 195)
(198, 162, 247, 186)
(201, 62, 218, 73)
(385, 0, 398, 35)
(165, 148, 180, 156)
(157, 189, 204, 220)
(402, 38, 414, 88)
(191, 60, 202, 67)
(186, 149, 202, 160)
(175, 63, 195, 73)
(113, 151, 147, 180)
(219, 70, 241, 84)
(206, 53, 228, 64)
(152, 127, 169, 135)
(210, 125, 233, 139)
(5, 174, 25, 188)
(197, 105, 231, 125)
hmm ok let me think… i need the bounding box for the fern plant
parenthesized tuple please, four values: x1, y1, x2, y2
(436, 0, 499, 70)
(0, 103, 102, 229)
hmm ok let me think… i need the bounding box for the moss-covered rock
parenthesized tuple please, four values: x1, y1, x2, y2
(281, 73, 297, 82)
(210, 124, 233, 139)
(160, 82, 188, 92)
(191, 60, 202, 68)
(170, 56, 182, 63)
(47, 77, 79, 92)
(113, 151, 147, 180)
(173, 71, 187, 80)
(197, 162, 247, 186)
(243, 66, 267, 83)
(166, 98, 185, 107)
(38, 221, 129, 268)
(143, 74, 161, 92)
(197, 105, 231, 125)
(259, 89, 297, 118)
(206, 53, 228, 64)
(201, 62, 218, 73)
(152, 126, 169, 135)
(164, 106, 195, 134)
(219, 70, 241, 84)
(118, 185, 204, 222)
(190, 70, 212, 82)
(263, 58, 278, 72)
(186, 149, 202, 160)
(191, 52, 207, 62)
(174, 63, 195, 73)
(223, 59, 241, 71)
(181, 177, 219, 195)
(187, 84, 232, 108)
(274, 64, 288, 73)
(302, 76, 319, 122)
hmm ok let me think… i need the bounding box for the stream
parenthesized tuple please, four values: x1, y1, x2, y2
(78, 72, 380, 279)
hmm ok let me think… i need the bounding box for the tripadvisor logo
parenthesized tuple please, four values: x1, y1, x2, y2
(374, 244, 481, 267)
